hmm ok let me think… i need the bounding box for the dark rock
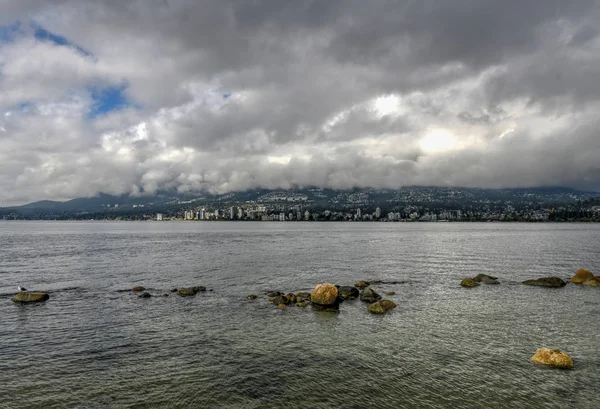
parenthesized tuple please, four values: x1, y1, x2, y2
(162, 293, 169, 297)
(522, 277, 566, 288)
(12, 292, 49, 303)
(271, 296, 289, 305)
(338, 286, 360, 299)
(138, 292, 152, 298)
(360, 287, 382, 303)
(170, 288, 178, 293)
(267, 291, 283, 297)
(131, 286, 146, 292)
(285, 293, 297, 304)
(472, 274, 500, 284)
(177, 286, 205, 296)
(246, 294, 258, 300)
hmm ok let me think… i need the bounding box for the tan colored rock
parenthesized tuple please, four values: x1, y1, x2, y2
(582, 277, 600, 287)
(12, 292, 50, 303)
(531, 348, 573, 369)
(355, 281, 370, 289)
(571, 268, 594, 284)
(460, 279, 480, 288)
(311, 283, 338, 306)
(367, 300, 397, 314)
(277, 303, 286, 309)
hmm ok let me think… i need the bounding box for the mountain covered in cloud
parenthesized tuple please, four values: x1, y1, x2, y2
(1, 1, 600, 206)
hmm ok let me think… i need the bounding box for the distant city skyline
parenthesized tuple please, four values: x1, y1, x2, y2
(2, 1, 600, 206)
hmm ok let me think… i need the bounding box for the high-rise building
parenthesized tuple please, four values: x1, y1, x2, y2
(375, 207, 381, 219)
(229, 206, 237, 220)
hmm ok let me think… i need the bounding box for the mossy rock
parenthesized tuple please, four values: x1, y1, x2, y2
(582, 277, 600, 287)
(385, 291, 396, 296)
(246, 294, 258, 300)
(359, 287, 382, 303)
(277, 303, 287, 309)
(460, 279, 480, 288)
(355, 281, 370, 289)
(472, 274, 500, 284)
(296, 292, 311, 299)
(368, 300, 397, 314)
(338, 286, 359, 299)
(177, 286, 206, 296)
(12, 292, 49, 303)
(296, 301, 309, 308)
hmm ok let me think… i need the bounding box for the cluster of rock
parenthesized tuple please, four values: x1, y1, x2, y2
(571, 268, 600, 287)
(460, 274, 500, 287)
(248, 281, 397, 314)
(117, 285, 208, 298)
(531, 348, 574, 369)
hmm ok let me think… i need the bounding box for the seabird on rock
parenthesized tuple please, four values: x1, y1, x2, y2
(18, 286, 27, 292)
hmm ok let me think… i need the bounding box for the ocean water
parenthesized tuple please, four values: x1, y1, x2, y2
(1, 221, 599, 408)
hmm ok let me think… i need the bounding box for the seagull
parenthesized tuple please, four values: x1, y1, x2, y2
(18, 286, 27, 292)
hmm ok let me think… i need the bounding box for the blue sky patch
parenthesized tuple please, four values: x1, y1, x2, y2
(0, 22, 22, 43)
(89, 85, 132, 118)
(32, 23, 91, 56)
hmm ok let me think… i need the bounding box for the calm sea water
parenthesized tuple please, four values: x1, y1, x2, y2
(1, 221, 599, 408)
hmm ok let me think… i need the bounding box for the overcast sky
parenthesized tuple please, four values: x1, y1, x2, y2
(1, 0, 599, 205)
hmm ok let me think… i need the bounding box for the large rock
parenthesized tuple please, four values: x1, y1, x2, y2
(177, 286, 206, 296)
(582, 277, 600, 287)
(367, 300, 397, 314)
(338, 286, 360, 299)
(460, 279, 480, 288)
(571, 268, 594, 284)
(12, 292, 50, 303)
(311, 283, 339, 306)
(522, 277, 566, 288)
(354, 281, 370, 289)
(531, 348, 574, 369)
(472, 274, 500, 284)
(359, 287, 382, 303)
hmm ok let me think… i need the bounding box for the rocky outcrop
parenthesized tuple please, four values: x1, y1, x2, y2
(367, 300, 397, 314)
(531, 348, 574, 369)
(522, 277, 566, 288)
(311, 283, 339, 306)
(177, 286, 206, 296)
(571, 268, 594, 284)
(460, 279, 480, 288)
(354, 281, 370, 289)
(338, 286, 359, 299)
(472, 274, 500, 284)
(359, 287, 382, 303)
(582, 277, 600, 287)
(12, 292, 50, 303)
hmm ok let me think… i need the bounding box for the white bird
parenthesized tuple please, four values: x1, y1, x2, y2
(18, 286, 27, 292)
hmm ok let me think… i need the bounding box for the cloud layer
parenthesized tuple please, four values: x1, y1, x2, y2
(1, 0, 600, 205)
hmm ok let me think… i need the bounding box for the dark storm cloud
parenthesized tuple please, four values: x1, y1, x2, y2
(1, 0, 600, 205)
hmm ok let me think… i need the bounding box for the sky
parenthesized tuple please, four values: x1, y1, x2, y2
(1, 0, 600, 206)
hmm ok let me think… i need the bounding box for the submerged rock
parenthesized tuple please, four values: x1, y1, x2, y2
(12, 292, 49, 303)
(367, 300, 397, 314)
(311, 283, 339, 306)
(472, 274, 500, 284)
(296, 301, 309, 308)
(246, 294, 258, 300)
(131, 286, 146, 292)
(267, 291, 283, 297)
(531, 348, 574, 369)
(571, 268, 594, 284)
(359, 287, 382, 303)
(338, 286, 359, 299)
(460, 279, 480, 288)
(354, 281, 370, 289)
(522, 277, 566, 288)
(296, 292, 311, 299)
(385, 291, 396, 296)
(177, 286, 205, 296)
(277, 303, 286, 310)
(138, 292, 152, 298)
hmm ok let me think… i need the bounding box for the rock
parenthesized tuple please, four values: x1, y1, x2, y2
(116, 289, 130, 293)
(138, 292, 152, 298)
(385, 291, 396, 296)
(296, 292, 311, 299)
(359, 287, 382, 303)
(367, 300, 397, 314)
(12, 292, 49, 303)
(131, 286, 146, 292)
(531, 348, 574, 369)
(277, 303, 286, 310)
(246, 294, 258, 300)
(311, 283, 339, 306)
(338, 286, 360, 299)
(170, 288, 178, 293)
(177, 286, 205, 296)
(355, 281, 370, 289)
(162, 293, 169, 297)
(472, 274, 500, 284)
(571, 268, 594, 284)
(285, 293, 297, 304)
(267, 291, 283, 297)
(582, 277, 600, 287)
(522, 277, 566, 288)
(270, 295, 289, 305)
(296, 301, 309, 307)
(460, 279, 480, 288)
